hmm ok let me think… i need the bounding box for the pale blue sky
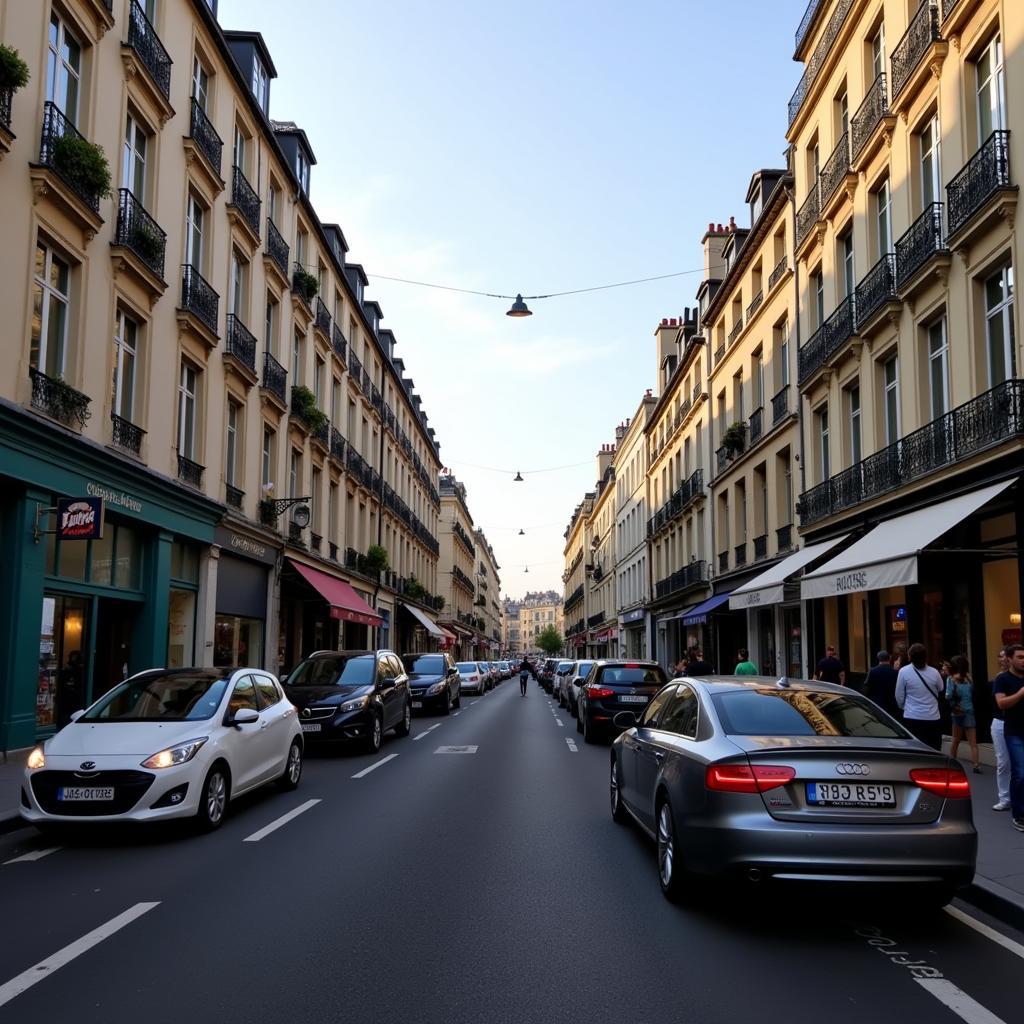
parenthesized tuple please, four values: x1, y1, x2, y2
(219, 0, 809, 597)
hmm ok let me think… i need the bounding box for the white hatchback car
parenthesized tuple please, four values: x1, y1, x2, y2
(21, 667, 303, 831)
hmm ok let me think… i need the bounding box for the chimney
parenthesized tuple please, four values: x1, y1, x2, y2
(597, 444, 615, 479)
(702, 221, 730, 282)
(614, 421, 627, 444)
(654, 316, 678, 395)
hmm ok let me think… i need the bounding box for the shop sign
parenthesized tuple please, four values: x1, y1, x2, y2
(621, 608, 645, 624)
(57, 497, 104, 540)
(1002, 628, 1022, 646)
(214, 526, 279, 567)
(85, 482, 142, 514)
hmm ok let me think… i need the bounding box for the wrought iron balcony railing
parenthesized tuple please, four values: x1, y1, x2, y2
(312, 419, 330, 450)
(714, 342, 726, 364)
(647, 469, 704, 537)
(230, 164, 261, 236)
(177, 452, 204, 488)
(798, 379, 1024, 526)
(265, 217, 289, 277)
(746, 290, 764, 321)
(332, 322, 347, 362)
(749, 406, 764, 444)
(796, 179, 821, 249)
(895, 203, 946, 291)
(349, 351, 363, 391)
(768, 256, 788, 291)
(261, 351, 287, 403)
(1, 88, 12, 132)
(891, 0, 940, 102)
(38, 101, 102, 213)
(453, 521, 476, 557)
(947, 130, 1012, 240)
(716, 446, 730, 473)
(225, 484, 244, 510)
(225, 313, 257, 371)
(941, 0, 965, 19)
(851, 72, 889, 162)
(126, 0, 171, 100)
(30, 367, 91, 428)
(330, 426, 347, 462)
(772, 386, 790, 425)
(114, 188, 166, 279)
(189, 97, 222, 175)
(653, 560, 707, 601)
(798, 294, 856, 384)
(794, 0, 823, 52)
(855, 253, 898, 328)
(788, 0, 855, 128)
(315, 297, 331, 336)
(111, 411, 145, 454)
(181, 264, 219, 335)
(819, 130, 851, 207)
(728, 317, 744, 346)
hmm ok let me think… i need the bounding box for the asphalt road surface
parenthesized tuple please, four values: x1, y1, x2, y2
(1, 679, 1021, 1024)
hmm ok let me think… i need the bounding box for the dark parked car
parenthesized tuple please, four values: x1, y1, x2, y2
(609, 676, 977, 906)
(401, 652, 461, 715)
(283, 650, 412, 754)
(539, 658, 558, 690)
(577, 661, 668, 743)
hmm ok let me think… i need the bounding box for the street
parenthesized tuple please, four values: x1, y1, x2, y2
(1, 680, 1021, 1024)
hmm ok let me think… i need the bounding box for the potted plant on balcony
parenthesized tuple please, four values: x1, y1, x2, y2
(292, 267, 319, 302)
(290, 385, 327, 433)
(0, 44, 30, 92)
(722, 421, 747, 455)
(51, 134, 113, 202)
(364, 544, 389, 575)
(129, 219, 165, 269)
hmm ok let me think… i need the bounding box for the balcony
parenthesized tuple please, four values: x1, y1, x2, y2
(330, 426, 347, 464)
(854, 253, 899, 337)
(224, 314, 258, 385)
(0, 86, 11, 140)
(746, 290, 763, 322)
(264, 217, 289, 285)
(646, 469, 704, 538)
(895, 203, 948, 294)
(653, 560, 707, 601)
(30, 368, 90, 430)
(727, 317, 744, 347)
(228, 165, 261, 246)
(714, 341, 726, 365)
(112, 188, 167, 294)
(772, 386, 790, 425)
(177, 453, 204, 489)
(186, 98, 223, 188)
(777, 523, 794, 552)
(123, 0, 172, 120)
(110, 412, 145, 455)
(797, 379, 1024, 526)
(349, 352, 364, 392)
(890, 0, 945, 115)
(819, 130, 853, 216)
(946, 131, 1017, 248)
(179, 264, 219, 345)
(225, 484, 244, 511)
(796, 180, 821, 252)
(794, 0, 824, 54)
(941, 0, 979, 36)
(768, 256, 789, 291)
(332, 322, 347, 363)
(453, 521, 476, 557)
(314, 297, 332, 340)
(749, 406, 764, 444)
(787, 0, 855, 130)
(260, 351, 287, 409)
(851, 72, 894, 169)
(753, 534, 768, 561)
(798, 294, 857, 385)
(312, 419, 330, 453)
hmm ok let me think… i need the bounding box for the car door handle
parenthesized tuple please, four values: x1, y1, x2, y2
(653, 751, 665, 763)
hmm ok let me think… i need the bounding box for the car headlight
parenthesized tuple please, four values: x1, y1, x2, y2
(340, 695, 370, 713)
(426, 681, 446, 695)
(26, 745, 45, 770)
(141, 738, 208, 770)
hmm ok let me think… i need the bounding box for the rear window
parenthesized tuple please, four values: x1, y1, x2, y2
(712, 688, 907, 738)
(598, 666, 667, 686)
(456, 662, 479, 672)
(556, 661, 573, 672)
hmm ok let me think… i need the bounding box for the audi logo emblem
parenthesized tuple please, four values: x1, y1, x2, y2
(80, 761, 96, 771)
(835, 763, 870, 776)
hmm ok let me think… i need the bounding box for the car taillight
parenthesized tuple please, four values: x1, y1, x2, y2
(909, 768, 970, 798)
(585, 685, 616, 699)
(705, 764, 796, 793)
(468, 675, 478, 681)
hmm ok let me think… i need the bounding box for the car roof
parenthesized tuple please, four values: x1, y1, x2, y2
(679, 674, 853, 696)
(593, 659, 662, 668)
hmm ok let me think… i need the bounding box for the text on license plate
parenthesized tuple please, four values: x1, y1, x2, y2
(301, 723, 321, 733)
(411, 701, 423, 708)
(619, 695, 648, 704)
(58, 787, 114, 801)
(806, 782, 895, 806)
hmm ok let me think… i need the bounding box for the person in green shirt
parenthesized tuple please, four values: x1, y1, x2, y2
(734, 648, 758, 675)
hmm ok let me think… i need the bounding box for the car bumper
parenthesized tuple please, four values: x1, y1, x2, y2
(409, 690, 448, 711)
(299, 708, 374, 743)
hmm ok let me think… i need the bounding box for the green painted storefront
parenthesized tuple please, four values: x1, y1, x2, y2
(0, 404, 223, 753)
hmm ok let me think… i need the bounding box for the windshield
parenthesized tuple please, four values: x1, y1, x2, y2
(285, 655, 375, 687)
(712, 688, 908, 738)
(402, 655, 445, 674)
(82, 672, 230, 722)
(456, 662, 479, 673)
(556, 662, 573, 673)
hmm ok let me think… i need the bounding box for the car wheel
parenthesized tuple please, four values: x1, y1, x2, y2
(582, 712, 597, 744)
(568, 695, 576, 718)
(576, 711, 583, 734)
(610, 757, 628, 824)
(365, 713, 383, 754)
(394, 701, 412, 737)
(441, 689, 452, 716)
(196, 764, 229, 832)
(453, 688, 461, 709)
(278, 740, 303, 790)
(656, 797, 688, 902)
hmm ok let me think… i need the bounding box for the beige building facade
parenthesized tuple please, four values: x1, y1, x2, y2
(475, 528, 502, 654)
(562, 496, 593, 655)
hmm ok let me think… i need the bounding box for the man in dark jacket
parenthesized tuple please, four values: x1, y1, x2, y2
(864, 650, 900, 718)
(686, 648, 714, 676)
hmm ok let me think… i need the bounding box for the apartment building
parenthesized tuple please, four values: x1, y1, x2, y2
(439, 475, 484, 657)
(586, 445, 618, 657)
(502, 595, 521, 653)
(563, 495, 593, 657)
(475, 528, 502, 655)
(786, 0, 1023, 682)
(516, 591, 563, 652)
(0, 0, 443, 752)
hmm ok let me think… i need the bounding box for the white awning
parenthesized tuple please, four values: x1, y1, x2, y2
(401, 602, 443, 638)
(729, 535, 851, 610)
(800, 481, 1014, 600)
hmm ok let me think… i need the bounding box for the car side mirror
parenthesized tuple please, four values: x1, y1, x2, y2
(69, 709, 85, 723)
(233, 707, 259, 726)
(613, 711, 638, 730)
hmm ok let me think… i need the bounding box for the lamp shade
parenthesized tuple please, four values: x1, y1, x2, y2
(506, 294, 532, 317)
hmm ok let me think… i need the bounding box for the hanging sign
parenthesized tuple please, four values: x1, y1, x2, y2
(57, 497, 105, 541)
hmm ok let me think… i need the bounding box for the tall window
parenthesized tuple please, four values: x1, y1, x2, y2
(296, 150, 310, 194)
(264, 294, 277, 356)
(976, 34, 1006, 143)
(185, 193, 205, 268)
(870, 23, 885, 82)
(252, 56, 269, 110)
(191, 55, 209, 110)
(985, 265, 1015, 385)
(292, 331, 304, 384)
(226, 400, 240, 486)
(927, 318, 949, 418)
(329, 481, 338, 543)
(289, 449, 301, 500)
(311, 467, 322, 531)
(31, 242, 70, 378)
(920, 115, 942, 208)
(268, 184, 279, 226)
(178, 362, 198, 459)
(817, 407, 830, 481)
(122, 113, 147, 197)
(848, 384, 862, 464)
(837, 89, 849, 137)
(47, 13, 81, 123)
(777, 319, 790, 388)
(875, 179, 892, 256)
(753, 351, 764, 408)
(233, 125, 246, 173)
(314, 356, 324, 408)
(841, 232, 855, 299)
(812, 270, 824, 328)
(112, 309, 138, 422)
(230, 251, 247, 317)
(261, 426, 274, 488)
(882, 355, 900, 444)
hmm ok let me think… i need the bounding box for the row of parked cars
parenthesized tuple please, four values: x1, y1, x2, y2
(19, 648, 513, 834)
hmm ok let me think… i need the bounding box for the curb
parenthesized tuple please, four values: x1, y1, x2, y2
(961, 876, 1024, 932)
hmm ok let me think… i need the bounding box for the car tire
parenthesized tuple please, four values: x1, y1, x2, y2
(656, 796, 688, 903)
(394, 702, 412, 738)
(568, 696, 576, 719)
(610, 757, 628, 824)
(196, 763, 230, 832)
(441, 689, 452, 716)
(278, 740, 303, 791)
(582, 712, 598, 744)
(576, 711, 583, 734)
(365, 712, 383, 753)
(453, 688, 461, 709)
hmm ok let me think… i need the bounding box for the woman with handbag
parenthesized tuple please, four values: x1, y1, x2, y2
(895, 643, 944, 750)
(946, 655, 980, 773)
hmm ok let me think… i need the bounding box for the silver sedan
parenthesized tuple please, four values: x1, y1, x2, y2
(609, 676, 977, 906)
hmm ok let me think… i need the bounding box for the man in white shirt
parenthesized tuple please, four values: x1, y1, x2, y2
(895, 642, 944, 750)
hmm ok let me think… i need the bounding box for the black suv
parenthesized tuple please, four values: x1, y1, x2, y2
(283, 650, 412, 754)
(401, 651, 461, 714)
(576, 660, 668, 744)
(539, 658, 558, 690)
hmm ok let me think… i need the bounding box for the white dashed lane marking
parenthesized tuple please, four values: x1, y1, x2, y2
(565, 738, 578, 752)
(4, 847, 62, 865)
(243, 799, 321, 842)
(435, 746, 478, 754)
(351, 753, 399, 778)
(413, 723, 443, 742)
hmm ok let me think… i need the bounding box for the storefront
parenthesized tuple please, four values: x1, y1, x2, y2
(681, 593, 735, 672)
(619, 608, 647, 659)
(213, 525, 279, 670)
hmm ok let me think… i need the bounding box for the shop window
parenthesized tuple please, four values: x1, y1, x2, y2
(168, 589, 196, 668)
(115, 524, 141, 589)
(171, 540, 200, 583)
(214, 615, 263, 668)
(37, 594, 89, 729)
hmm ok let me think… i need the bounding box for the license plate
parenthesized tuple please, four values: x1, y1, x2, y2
(301, 723, 321, 733)
(806, 782, 896, 807)
(58, 787, 114, 801)
(619, 695, 648, 704)
(412, 701, 423, 709)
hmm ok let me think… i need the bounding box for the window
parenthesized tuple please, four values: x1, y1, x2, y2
(837, 89, 849, 138)
(777, 319, 790, 388)
(811, 270, 824, 329)
(841, 231, 855, 299)
(848, 384, 861, 464)
(875, 179, 892, 256)
(984, 265, 1015, 385)
(31, 241, 70, 379)
(329, 481, 338, 542)
(639, 685, 676, 728)
(976, 33, 1006, 143)
(112, 308, 139, 422)
(870, 23, 885, 82)
(311, 467, 322, 531)
(920, 114, 941, 209)
(229, 676, 259, 714)
(261, 426, 275, 488)
(264, 294, 278, 356)
(753, 351, 764, 408)
(296, 149, 310, 194)
(292, 331, 304, 385)
(659, 685, 699, 738)
(733, 371, 744, 423)
(882, 355, 900, 444)
(927, 317, 949, 418)
(268, 184, 279, 226)
(178, 361, 198, 459)
(191, 55, 209, 110)
(230, 251, 247, 317)
(122, 112, 148, 198)
(251, 56, 269, 111)
(289, 448, 301, 498)
(314, 355, 325, 407)
(47, 12, 81, 123)
(226, 400, 240, 486)
(233, 125, 246, 173)
(185, 192, 205, 268)
(817, 406, 830, 480)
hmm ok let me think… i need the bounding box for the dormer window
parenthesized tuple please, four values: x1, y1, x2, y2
(295, 149, 310, 194)
(252, 56, 269, 110)
(751, 192, 762, 223)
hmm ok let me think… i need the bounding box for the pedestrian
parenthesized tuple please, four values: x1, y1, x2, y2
(946, 655, 980, 774)
(686, 648, 714, 675)
(993, 643, 1024, 831)
(892, 642, 908, 671)
(990, 646, 1012, 811)
(895, 642, 944, 751)
(864, 650, 900, 719)
(815, 645, 846, 686)
(734, 648, 758, 675)
(671, 658, 687, 679)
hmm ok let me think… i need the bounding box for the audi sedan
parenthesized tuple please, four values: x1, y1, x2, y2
(21, 667, 303, 832)
(577, 661, 668, 743)
(609, 676, 977, 906)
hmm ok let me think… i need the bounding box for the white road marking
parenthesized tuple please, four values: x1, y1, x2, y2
(413, 723, 443, 742)
(435, 745, 478, 754)
(565, 738, 578, 752)
(3, 847, 62, 865)
(0, 901, 160, 1009)
(453, 711, 460, 716)
(243, 799, 321, 842)
(915, 979, 1007, 1024)
(555, 719, 564, 727)
(945, 906, 1024, 960)
(351, 753, 399, 778)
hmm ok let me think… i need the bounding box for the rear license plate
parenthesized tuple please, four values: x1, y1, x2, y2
(412, 701, 423, 709)
(619, 695, 648, 704)
(806, 782, 895, 807)
(301, 723, 321, 733)
(58, 787, 114, 801)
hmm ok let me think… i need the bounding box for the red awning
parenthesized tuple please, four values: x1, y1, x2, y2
(438, 626, 457, 642)
(592, 626, 616, 642)
(288, 559, 383, 626)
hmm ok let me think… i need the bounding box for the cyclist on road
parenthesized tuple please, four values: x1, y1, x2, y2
(519, 657, 533, 696)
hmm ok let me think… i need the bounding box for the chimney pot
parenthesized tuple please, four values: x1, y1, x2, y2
(669, 318, 677, 327)
(661, 318, 668, 326)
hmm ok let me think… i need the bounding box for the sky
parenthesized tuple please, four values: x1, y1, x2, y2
(219, 0, 810, 599)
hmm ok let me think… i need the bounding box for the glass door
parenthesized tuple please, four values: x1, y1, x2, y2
(37, 594, 90, 730)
